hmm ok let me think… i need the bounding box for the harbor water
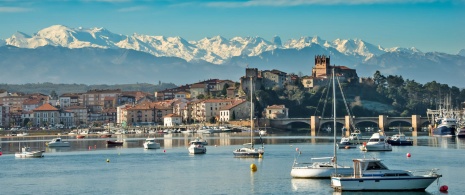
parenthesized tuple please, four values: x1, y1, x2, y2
(1, 132, 464, 194)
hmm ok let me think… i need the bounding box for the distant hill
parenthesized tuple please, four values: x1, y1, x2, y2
(0, 82, 177, 95)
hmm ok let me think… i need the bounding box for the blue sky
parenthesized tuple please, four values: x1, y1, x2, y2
(0, 0, 464, 54)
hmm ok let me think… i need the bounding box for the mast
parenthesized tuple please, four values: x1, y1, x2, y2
(332, 68, 338, 174)
(250, 76, 254, 149)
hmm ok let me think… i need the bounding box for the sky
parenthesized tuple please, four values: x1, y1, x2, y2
(0, 0, 464, 54)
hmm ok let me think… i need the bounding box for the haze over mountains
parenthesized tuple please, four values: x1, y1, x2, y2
(1, 25, 464, 87)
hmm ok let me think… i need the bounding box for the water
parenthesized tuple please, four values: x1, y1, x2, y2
(1, 133, 464, 194)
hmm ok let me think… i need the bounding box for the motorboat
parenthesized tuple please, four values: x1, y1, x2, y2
(359, 131, 392, 151)
(291, 68, 352, 178)
(387, 134, 413, 146)
(233, 76, 264, 158)
(100, 134, 112, 138)
(76, 135, 86, 139)
(46, 138, 70, 147)
(15, 147, 44, 158)
(331, 158, 442, 191)
(143, 138, 161, 149)
(337, 130, 363, 149)
(188, 139, 207, 154)
(432, 117, 456, 137)
(106, 140, 123, 146)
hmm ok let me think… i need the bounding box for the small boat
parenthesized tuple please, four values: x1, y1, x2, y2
(15, 147, 44, 158)
(76, 135, 86, 139)
(359, 131, 392, 151)
(46, 138, 70, 147)
(143, 138, 161, 149)
(387, 134, 413, 146)
(100, 134, 112, 138)
(233, 76, 264, 158)
(337, 130, 363, 149)
(106, 140, 123, 146)
(331, 158, 442, 191)
(188, 139, 207, 154)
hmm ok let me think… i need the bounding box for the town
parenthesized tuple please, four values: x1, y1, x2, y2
(0, 55, 363, 131)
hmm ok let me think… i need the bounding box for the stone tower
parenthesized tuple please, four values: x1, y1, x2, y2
(312, 55, 330, 78)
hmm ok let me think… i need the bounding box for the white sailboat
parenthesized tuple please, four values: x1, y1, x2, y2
(233, 76, 264, 158)
(291, 68, 352, 178)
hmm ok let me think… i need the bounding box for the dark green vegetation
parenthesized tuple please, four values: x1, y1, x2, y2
(253, 71, 465, 118)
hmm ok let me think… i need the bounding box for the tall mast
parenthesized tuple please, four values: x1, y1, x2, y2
(333, 68, 338, 174)
(250, 76, 254, 149)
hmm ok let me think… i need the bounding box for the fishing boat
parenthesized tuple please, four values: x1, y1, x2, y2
(188, 138, 207, 154)
(432, 117, 456, 137)
(331, 158, 442, 191)
(359, 131, 392, 151)
(233, 76, 264, 158)
(15, 146, 44, 158)
(291, 68, 353, 178)
(143, 138, 161, 149)
(46, 138, 70, 147)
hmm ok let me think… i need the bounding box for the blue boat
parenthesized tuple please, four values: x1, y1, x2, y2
(432, 118, 456, 137)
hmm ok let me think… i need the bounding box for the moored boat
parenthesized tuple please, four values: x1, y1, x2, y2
(143, 138, 161, 149)
(432, 117, 456, 137)
(291, 68, 352, 178)
(456, 125, 465, 138)
(359, 131, 392, 151)
(188, 139, 207, 154)
(331, 158, 442, 191)
(106, 140, 123, 146)
(76, 135, 86, 139)
(46, 138, 70, 147)
(15, 147, 44, 158)
(387, 134, 413, 146)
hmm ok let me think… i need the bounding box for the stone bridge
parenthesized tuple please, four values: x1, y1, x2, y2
(268, 115, 430, 136)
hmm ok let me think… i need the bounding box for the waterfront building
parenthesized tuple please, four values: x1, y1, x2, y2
(219, 100, 250, 122)
(163, 113, 182, 127)
(33, 103, 60, 127)
(265, 105, 289, 119)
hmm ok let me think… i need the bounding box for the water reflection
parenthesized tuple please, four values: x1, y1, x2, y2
(4, 133, 465, 154)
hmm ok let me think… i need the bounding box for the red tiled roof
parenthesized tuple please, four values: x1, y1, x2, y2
(34, 103, 59, 111)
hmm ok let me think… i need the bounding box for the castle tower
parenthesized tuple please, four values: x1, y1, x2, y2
(312, 55, 330, 78)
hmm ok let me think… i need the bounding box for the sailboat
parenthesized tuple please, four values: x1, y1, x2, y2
(290, 68, 352, 178)
(233, 76, 264, 158)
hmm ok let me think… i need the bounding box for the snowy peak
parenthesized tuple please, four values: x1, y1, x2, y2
(3, 25, 429, 64)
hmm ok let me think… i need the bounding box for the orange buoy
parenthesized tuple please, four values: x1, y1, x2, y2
(295, 148, 299, 152)
(345, 146, 350, 149)
(363, 142, 367, 146)
(164, 150, 166, 153)
(406, 153, 411, 158)
(439, 185, 448, 192)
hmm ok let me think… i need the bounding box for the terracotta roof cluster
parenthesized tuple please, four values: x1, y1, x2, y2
(267, 105, 286, 109)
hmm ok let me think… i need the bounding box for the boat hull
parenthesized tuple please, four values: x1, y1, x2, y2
(188, 146, 206, 154)
(233, 148, 264, 158)
(106, 141, 123, 146)
(387, 140, 413, 146)
(432, 126, 455, 137)
(360, 144, 392, 151)
(291, 167, 353, 178)
(15, 151, 44, 158)
(331, 176, 439, 191)
(144, 143, 161, 149)
(47, 143, 70, 147)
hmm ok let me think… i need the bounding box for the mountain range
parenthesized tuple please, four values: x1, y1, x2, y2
(1, 25, 464, 87)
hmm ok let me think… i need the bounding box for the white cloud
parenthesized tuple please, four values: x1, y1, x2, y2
(117, 6, 148, 12)
(205, 0, 447, 7)
(0, 6, 31, 13)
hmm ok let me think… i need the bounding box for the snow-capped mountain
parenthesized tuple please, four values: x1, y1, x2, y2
(1, 25, 465, 87)
(5, 25, 420, 64)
